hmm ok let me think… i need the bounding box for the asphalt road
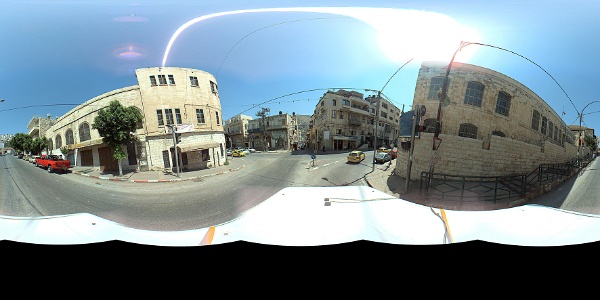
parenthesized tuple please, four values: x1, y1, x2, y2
(0, 150, 377, 231)
(528, 157, 600, 215)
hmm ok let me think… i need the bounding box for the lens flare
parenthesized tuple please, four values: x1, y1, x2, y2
(162, 7, 480, 67)
(112, 45, 146, 60)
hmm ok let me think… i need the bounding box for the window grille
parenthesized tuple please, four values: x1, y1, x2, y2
(196, 109, 205, 123)
(190, 76, 199, 87)
(158, 74, 167, 85)
(165, 109, 174, 125)
(156, 109, 164, 126)
(531, 110, 540, 131)
(65, 129, 74, 145)
(175, 108, 182, 125)
(464, 81, 484, 107)
(492, 130, 506, 137)
(495, 91, 511, 116)
(79, 123, 91, 141)
(55, 135, 62, 148)
(541, 116, 547, 135)
(428, 77, 446, 100)
(458, 123, 478, 139)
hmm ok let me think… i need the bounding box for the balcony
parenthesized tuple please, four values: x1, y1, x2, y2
(339, 104, 371, 116)
(348, 117, 362, 126)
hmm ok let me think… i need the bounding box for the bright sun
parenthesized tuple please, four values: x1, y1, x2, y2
(343, 8, 481, 64)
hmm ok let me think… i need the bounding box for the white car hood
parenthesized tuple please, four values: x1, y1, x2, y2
(2, 186, 599, 246)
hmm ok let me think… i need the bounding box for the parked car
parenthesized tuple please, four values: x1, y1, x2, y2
(35, 154, 71, 173)
(374, 152, 392, 164)
(226, 148, 233, 156)
(28, 155, 40, 163)
(232, 149, 246, 157)
(244, 147, 256, 153)
(347, 150, 365, 163)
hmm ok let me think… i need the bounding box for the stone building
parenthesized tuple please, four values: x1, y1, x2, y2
(27, 114, 56, 139)
(43, 67, 226, 173)
(224, 114, 252, 149)
(247, 112, 297, 151)
(395, 61, 578, 179)
(308, 89, 401, 152)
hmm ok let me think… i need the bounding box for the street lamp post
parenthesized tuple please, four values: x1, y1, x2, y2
(429, 41, 469, 179)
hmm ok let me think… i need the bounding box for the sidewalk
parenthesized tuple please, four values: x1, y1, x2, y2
(70, 155, 247, 183)
(363, 162, 525, 211)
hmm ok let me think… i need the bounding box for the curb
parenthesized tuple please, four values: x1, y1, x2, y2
(71, 164, 246, 183)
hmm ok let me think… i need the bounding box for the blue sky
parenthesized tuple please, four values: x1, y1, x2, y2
(1, 0, 599, 136)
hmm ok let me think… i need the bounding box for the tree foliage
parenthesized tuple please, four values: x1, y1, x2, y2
(584, 134, 598, 153)
(92, 100, 144, 161)
(7, 133, 48, 155)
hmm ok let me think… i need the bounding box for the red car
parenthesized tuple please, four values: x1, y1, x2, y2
(35, 154, 72, 173)
(390, 148, 398, 159)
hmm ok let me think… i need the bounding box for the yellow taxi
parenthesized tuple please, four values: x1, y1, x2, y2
(232, 149, 246, 157)
(377, 147, 391, 153)
(347, 150, 365, 163)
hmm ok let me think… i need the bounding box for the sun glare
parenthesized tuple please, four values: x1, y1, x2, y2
(162, 7, 481, 67)
(344, 8, 481, 64)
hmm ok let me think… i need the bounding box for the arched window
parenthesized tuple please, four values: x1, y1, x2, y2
(47, 138, 53, 151)
(79, 122, 91, 142)
(458, 123, 478, 139)
(464, 81, 485, 107)
(495, 91, 511, 116)
(65, 129, 74, 145)
(492, 130, 506, 137)
(55, 134, 62, 149)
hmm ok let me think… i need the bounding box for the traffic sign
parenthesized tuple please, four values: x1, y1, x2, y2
(311, 154, 316, 160)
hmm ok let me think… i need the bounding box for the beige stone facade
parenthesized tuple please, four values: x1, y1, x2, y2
(395, 61, 578, 179)
(247, 112, 297, 151)
(43, 67, 226, 173)
(308, 89, 401, 151)
(224, 114, 252, 149)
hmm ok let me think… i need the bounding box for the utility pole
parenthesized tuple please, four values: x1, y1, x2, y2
(404, 105, 420, 193)
(167, 124, 180, 177)
(430, 41, 466, 178)
(256, 107, 270, 151)
(372, 91, 381, 171)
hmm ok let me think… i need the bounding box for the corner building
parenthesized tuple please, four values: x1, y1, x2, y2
(395, 61, 577, 179)
(44, 67, 226, 173)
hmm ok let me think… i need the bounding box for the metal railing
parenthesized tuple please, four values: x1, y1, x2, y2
(419, 158, 587, 203)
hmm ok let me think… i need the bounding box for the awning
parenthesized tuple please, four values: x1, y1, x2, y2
(178, 142, 221, 152)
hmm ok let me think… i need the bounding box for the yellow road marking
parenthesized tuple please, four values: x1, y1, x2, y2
(440, 209, 454, 243)
(199, 226, 216, 245)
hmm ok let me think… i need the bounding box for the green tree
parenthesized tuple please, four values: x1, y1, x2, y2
(92, 100, 143, 176)
(584, 134, 598, 154)
(30, 136, 49, 155)
(8, 133, 33, 154)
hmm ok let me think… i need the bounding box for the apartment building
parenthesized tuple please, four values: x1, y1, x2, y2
(308, 89, 402, 152)
(42, 67, 226, 173)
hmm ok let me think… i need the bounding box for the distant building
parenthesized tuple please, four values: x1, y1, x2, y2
(308, 89, 401, 152)
(247, 111, 297, 151)
(224, 114, 252, 149)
